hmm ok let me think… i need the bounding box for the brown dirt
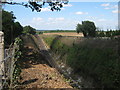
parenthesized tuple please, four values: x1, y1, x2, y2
(43, 32, 83, 37)
(20, 63, 72, 88)
(18, 36, 72, 89)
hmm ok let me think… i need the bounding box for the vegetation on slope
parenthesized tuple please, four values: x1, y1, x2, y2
(42, 35, 120, 88)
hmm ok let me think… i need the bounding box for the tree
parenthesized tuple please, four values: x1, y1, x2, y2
(106, 30, 112, 37)
(1, 0, 69, 12)
(13, 22, 23, 37)
(2, 10, 23, 46)
(76, 23, 83, 34)
(82, 21, 96, 37)
(99, 31, 105, 37)
(76, 21, 96, 37)
(23, 25, 36, 34)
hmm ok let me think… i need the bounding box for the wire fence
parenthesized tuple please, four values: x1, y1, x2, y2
(0, 43, 18, 89)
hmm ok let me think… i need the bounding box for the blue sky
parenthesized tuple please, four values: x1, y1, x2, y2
(3, 1, 118, 30)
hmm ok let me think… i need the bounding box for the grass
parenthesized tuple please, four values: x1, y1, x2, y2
(41, 35, 57, 47)
(42, 35, 120, 88)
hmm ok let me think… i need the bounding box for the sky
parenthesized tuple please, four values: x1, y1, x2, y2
(2, 1, 118, 30)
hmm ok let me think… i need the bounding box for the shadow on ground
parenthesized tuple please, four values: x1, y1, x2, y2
(19, 46, 50, 69)
(21, 78, 38, 85)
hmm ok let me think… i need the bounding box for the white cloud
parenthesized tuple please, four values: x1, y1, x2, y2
(98, 19, 106, 22)
(56, 17, 65, 21)
(101, 3, 118, 14)
(76, 12, 83, 15)
(84, 17, 116, 30)
(86, 16, 98, 20)
(48, 17, 65, 21)
(104, 7, 110, 9)
(30, 17, 44, 26)
(21, 16, 117, 30)
(33, 17, 43, 22)
(33, 17, 77, 30)
(75, 11, 88, 15)
(61, 8, 65, 10)
(41, 6, 65, 12)
(112, 9, 118, 13)
(63, 4, 72, 7)
(112, 5, 118, 9)
(41, 7, 51, 12)
(101, 3, 110, 7)
(48, 18, 53, 21)
(103, 4, 118, 10)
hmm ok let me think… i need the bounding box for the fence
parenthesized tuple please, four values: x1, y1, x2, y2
(0, 43, 18, 89)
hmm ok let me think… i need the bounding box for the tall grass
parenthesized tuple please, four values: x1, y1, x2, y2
(42, 35, 120, 88)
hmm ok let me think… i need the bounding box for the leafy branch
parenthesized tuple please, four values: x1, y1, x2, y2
(1, 0, 69, 12)
(12, 37, 23, 86)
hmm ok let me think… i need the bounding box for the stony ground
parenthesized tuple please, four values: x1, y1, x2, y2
(20, 63, 72, 88)
(18, 36, 72, 89)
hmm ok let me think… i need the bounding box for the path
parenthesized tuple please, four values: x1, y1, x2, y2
(18, 35, 72, 88)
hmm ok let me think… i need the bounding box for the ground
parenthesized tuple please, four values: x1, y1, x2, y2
(18, 35, 72, 89)
(43, 32, 83, 37)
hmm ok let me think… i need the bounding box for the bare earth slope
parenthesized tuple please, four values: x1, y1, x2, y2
(19, 35, 72, 88)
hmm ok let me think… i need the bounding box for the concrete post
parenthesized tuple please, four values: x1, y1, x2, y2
(0, 1, 5, 89)
(0, 31, 4, 90)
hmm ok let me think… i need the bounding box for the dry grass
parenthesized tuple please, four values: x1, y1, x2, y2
(43, 32, 84, 37)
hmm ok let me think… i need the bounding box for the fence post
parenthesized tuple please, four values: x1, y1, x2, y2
(0, 31, 4, 89)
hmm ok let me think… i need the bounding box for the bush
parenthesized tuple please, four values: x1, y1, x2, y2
(42, 36, 120, 88)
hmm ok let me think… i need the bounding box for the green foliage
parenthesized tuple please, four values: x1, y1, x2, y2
(14, 37, 23, 46)
(2, 10, 23, 46)
(96, 31, 105, 37)
(12, 37, 23, 84)
(36, 31, 43, 34)
(42, 36, 56, 47)
(2, 1, 68, 12)
(13, 22, 23, 37)
(106, 30, 112, 37)
(96, 30, 120, 37)
(76, 21, 96, 37)
(22, 25, 36, 35)
(76, 24, 83, 34)
(67, 45, 119, 88)
(43, 30, 76, 33)
(51, 40, 64, 53)
(44, 36, 120, 88)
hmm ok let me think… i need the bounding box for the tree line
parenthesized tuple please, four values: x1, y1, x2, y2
(96, 30, 120, 37)
(76, 21, 120, 38)
(2, 10, 36, 47)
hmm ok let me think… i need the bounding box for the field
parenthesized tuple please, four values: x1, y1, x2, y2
(43, 32, 83, 37)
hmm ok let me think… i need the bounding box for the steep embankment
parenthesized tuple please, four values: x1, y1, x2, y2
(18, 35, 72, 88)
(42, 35, 120, 88)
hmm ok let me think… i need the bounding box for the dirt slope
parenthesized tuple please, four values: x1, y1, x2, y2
(19, 35, 72, 88)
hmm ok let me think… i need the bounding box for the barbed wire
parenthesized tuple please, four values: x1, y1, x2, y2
(0, 43, 18, 89)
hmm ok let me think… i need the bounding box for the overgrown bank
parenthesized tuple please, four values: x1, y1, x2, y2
(42, 35, 120, 88)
